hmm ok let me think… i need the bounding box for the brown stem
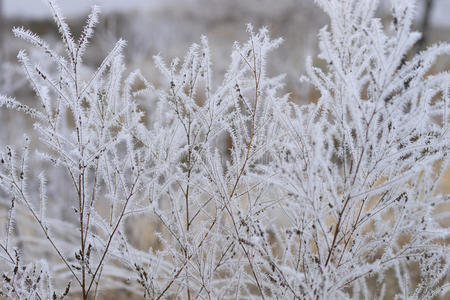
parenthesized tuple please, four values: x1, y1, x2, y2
(85, 173, 140, 296)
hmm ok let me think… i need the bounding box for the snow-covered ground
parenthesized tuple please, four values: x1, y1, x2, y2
(3, 0, 450, 28)
(3, 0, 163, 19)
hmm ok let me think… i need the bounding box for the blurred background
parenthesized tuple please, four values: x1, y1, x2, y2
(0, 2, 449, 205)
(1, 0, 449, 211)
(1, 0, 449, 104)
(1, 0, 448, 213)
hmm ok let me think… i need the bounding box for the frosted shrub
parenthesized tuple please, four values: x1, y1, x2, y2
(0, 1, 143, 298)
(263, 1, 450, 298)
(0, 0, 449, 299)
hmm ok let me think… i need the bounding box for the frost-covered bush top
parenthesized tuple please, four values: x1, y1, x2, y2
(0, 0, 449, 299)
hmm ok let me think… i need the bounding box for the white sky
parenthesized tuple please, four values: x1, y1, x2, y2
(3, 0, 450, 27)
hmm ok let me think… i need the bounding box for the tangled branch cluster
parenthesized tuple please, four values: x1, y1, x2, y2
(0, 0, 449, 299)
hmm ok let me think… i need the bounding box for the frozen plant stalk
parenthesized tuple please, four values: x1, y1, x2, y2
(0, 0, 449, 299)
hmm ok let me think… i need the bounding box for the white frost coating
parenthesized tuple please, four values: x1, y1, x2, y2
(0, 0, 448, 299)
